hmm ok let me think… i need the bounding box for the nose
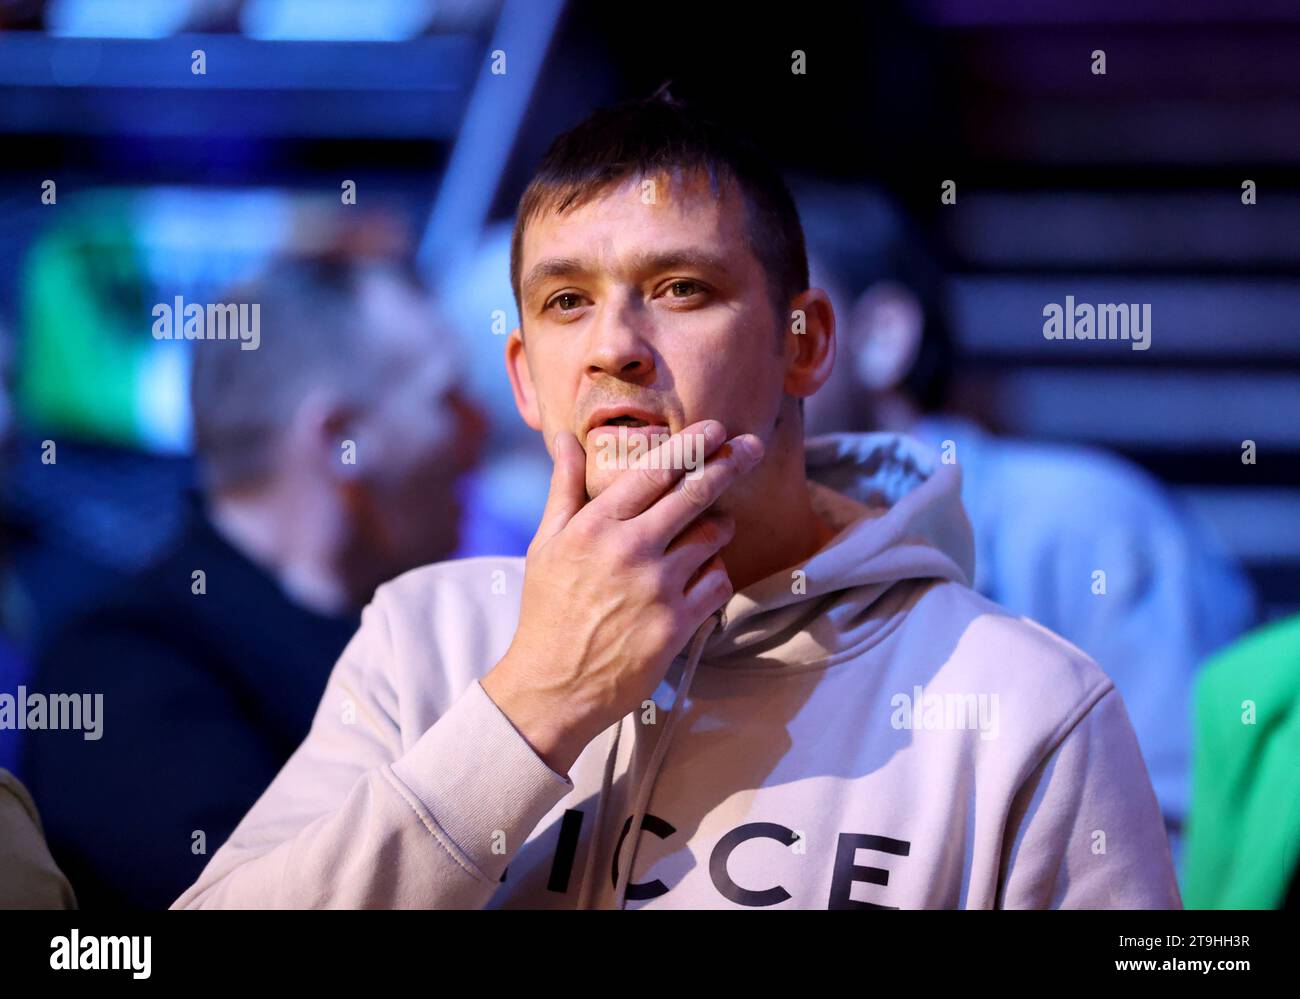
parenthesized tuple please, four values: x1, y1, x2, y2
(583, 297, 655, 383)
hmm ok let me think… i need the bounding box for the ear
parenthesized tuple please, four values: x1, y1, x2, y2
(848, 282, 923, 392)
(290, 389, 363, 483)
(783, 287, 836, 400)
(504, 326, 543, 432)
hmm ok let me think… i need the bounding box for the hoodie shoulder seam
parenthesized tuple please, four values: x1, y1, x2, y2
(1033, 676, 1118, 771)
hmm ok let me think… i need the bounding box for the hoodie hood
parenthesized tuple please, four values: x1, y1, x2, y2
(701, 431, 976, 668)
(598, 430, 977, 908)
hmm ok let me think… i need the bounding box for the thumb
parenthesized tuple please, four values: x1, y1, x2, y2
(532, 431, 587, 547)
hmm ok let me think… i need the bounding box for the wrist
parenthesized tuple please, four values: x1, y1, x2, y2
(481, 656, 595, 776)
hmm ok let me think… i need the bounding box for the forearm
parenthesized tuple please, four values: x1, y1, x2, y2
(174, 680, 573, 909)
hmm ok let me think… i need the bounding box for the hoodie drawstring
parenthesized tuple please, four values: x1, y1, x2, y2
(575, 716, 622, 909)
(576, 611, 720, 909)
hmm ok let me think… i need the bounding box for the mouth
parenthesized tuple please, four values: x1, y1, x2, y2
(584, 406, 672, 446)
(585, 408, 676, 455)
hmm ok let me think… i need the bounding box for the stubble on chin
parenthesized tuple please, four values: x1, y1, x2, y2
(584, 463, 613, 502)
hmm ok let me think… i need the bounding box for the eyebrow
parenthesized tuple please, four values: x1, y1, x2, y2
(520, 248, 733, 307)
(521, 257, 586, 306)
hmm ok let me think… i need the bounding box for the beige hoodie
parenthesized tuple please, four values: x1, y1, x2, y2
(173, 432, 1181, 909)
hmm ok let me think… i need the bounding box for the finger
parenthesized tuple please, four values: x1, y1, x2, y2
(531, 431, 587, 548)
(637, 433, 764, 547)
(663, 512, 735, 584)
(590, 419, 727, 522)
(681, 552, 733, 620)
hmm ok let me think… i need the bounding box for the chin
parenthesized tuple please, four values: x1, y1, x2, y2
(584, 466, 619, 500)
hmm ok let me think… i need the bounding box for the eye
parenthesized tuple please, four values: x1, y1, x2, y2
(544, 291, 587, 314)
(659, 279, 707, 302)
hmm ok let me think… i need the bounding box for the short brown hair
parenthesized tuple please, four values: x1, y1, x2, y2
(509, 85, 809, 334)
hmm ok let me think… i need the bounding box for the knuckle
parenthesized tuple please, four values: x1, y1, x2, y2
(677, 474, 712, 509)
(567, 514, 598, 546)
(636, 464, 672, 493)
(622, 521, 655, 556)
(644, 561, 676, 597)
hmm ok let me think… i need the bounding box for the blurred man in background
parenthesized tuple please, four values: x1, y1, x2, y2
(795, 182, 1257, 869)
(22, 251, 487, 908)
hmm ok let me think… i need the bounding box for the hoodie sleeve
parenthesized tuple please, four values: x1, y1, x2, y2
(997, 683, 1183, 909)
(171, 589, 574, 909)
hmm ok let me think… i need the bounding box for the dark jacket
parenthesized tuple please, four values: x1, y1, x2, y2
(21, 496, 358, 908)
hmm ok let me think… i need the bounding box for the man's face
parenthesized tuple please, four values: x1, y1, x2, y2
(511, 170, 789, 499)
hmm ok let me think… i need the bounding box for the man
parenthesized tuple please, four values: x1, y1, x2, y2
(795, 182, 1256, 869)
(23, 253, 485, 908)
(176, 91, 1179, 909)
